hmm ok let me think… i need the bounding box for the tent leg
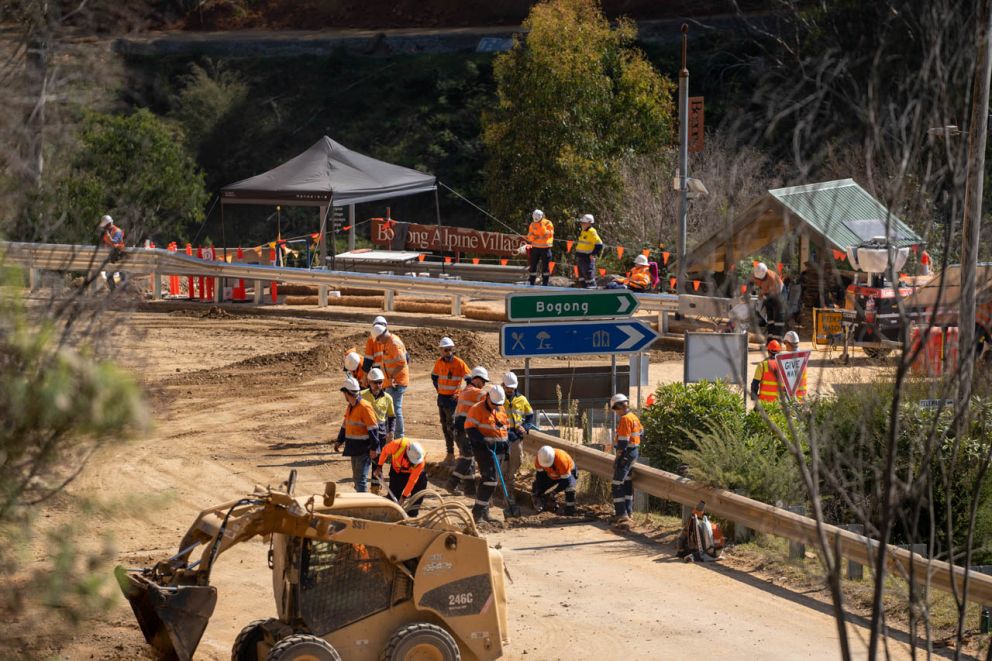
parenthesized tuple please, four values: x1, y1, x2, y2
(348, 205, 356, 251)
(318, 205, 328, 268)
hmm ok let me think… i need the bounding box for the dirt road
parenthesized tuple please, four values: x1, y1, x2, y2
(34, 308, 905, 660)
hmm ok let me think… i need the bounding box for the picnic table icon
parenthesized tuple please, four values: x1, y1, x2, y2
(536, 331, 551, 350)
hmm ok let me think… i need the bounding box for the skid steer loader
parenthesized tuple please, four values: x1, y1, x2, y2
(115, 471, 509, 661)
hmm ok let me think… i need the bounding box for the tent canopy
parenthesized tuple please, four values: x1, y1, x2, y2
(220, 136, 437, 207)
(685, 179, 923, 273)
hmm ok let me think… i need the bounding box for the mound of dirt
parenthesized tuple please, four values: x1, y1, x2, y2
(397, 327, 500, 368)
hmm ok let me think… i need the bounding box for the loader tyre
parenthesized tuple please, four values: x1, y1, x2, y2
(232, 618, 279, 660)
(382, 622, 460, 661)
(266, 633, 341, 661)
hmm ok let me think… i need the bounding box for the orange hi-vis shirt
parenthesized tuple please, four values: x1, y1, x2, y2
(102, 224, 125, 250)
(754, 359, 781, 402)
(527, 218, 554, 248)
(615, 412, 643, 447)
(464, 400, 509, 442)
(621, 265, 651, 290)
(534, 448, 575, 480)
(343, 346, 366, 382)
(380, 334, 409, 388)
(377, 438, 425, 497)
(432, 355, 469, 396)
(363, 336, 383, 369)
(455, 384, 485, 419)
(343, 399, 379, 443)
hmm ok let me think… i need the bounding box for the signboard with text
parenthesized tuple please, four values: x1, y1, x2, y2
(507, 291, 640, 321)
(775, 350, 811, 399)
(372, 218, 527, 257)
(500, 320, 659, 358)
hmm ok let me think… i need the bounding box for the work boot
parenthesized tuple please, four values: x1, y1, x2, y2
(611, 514, 633, 530)
(473, 506, 501, 525)
(463, 477, 477, 497)
(541, 275, 550, 286)
(444, 452, 456, 466)
(563, 504, 577, 516)
(543, 495, 559, 513)
(445, 476, 461, 495)
(531, 494, 544, 513)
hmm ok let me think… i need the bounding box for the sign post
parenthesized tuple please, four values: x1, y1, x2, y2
(775, 350, 811, 400)
(507, 291, 640, 321)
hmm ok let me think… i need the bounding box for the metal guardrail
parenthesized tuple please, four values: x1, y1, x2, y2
(0, 241, 681, 320)
(521, 430, 992, 606)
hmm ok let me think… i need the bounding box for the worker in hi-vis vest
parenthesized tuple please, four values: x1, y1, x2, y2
(574, 213, 603, 289)
(526, 209, 554, 286)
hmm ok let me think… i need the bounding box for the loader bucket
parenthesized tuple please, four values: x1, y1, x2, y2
(115, 566, 217, 661)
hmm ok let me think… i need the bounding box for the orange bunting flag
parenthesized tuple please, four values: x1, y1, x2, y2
(669, 276, 677, 289)
(472, 257, 480, 265)
(616, 246, 625, 259)
(310, 232, 320, 240)
(598, 268, 606, 276)
(566, 240, 574, 253)
(253, 246, 262, 256)
(574, 265, 580, 278)
(642, 248, 651, 257)
(832, 249, 846, 261)
(662, 251, 670, 265)
(500, 258, 508, 266)
(693, 279, 701, 291)
(899, 273, 909, 280)
(548, 261, 556, 274)
(752, 260, 759, 267)
(444, 256, 452, 264)
(740, 284, 748, 294)
(418, 254, 426, 262)
(776, 262, 783, 274)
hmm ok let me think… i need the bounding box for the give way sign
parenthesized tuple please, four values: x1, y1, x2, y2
(775, 350, 811, 399)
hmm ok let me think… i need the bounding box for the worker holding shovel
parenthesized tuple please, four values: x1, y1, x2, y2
(361, 368, 395, 494)
(533, 446, 578, 515)
(464, 384, 514, 525)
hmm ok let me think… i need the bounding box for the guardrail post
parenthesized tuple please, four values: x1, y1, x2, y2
(733, 489, 752, 542)
(212, 276, 221, 303)
(29, 268, 41, 290)
(977, 566, 992, 633)
(452, 294, 462, 316)
(318, 285, 328, 307)
(253, 280, 262, 304)
(384, 289, 394, 312)
(838, 524, 866, 579)
(151, 272, 162, 300)
(787, 504, 806, 560)
(658, 310, 669, 334)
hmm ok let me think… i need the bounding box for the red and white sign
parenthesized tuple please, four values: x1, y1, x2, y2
(775, 350, 810, 399)
(372, 218, 527, 257)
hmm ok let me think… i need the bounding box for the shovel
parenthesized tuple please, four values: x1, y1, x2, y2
(115, 566, 217, 661)
(489, 446, 521, 517)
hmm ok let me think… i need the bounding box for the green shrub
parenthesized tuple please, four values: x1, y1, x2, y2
(640, 380, 744, 473)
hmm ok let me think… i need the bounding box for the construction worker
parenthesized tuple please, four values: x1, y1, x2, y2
(574, 214, 603, 289)
(527, 209, 554, 286)
(98, 214, 126, 290)
(361, 316, 389, 381)
(610, 393, 642, 529)
(977, 298, 992, 363)
(501, 371, 535, 487)
(751, 339, 783, 403)
(464, 384, 511, 525)
(363, 319, 410, 437)
(361, 367, 396, 441)
(374, 438, 428, 516)
(447, 366, 490, 495)
(334, 376, 382, 493)
(343, 350, 364, 382)
(432, 337, 470, 464)
(611, 254, 652, 292)
(753, 262, 785, 338)
(533, 446, 578, 516)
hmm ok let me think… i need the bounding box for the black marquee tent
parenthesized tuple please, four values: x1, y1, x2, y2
(220, 136, 438, 265)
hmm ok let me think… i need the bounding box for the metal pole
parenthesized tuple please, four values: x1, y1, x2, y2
(636, 351, 643, 408)
(524, 357, 531, 400)
(329, 198, 336, 271)
(318, 205, 328, 268)
(610, 353, 617, 442)
(348, 204, 356, 252)
(436, 187, 445, 276)
(677, 24, 690, 296)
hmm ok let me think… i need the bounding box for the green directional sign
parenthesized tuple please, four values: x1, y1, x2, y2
(506, 290, 640, 321)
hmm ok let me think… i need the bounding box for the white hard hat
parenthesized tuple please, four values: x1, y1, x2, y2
(580, 213, 595, 225)
(532, 209, 544, 221)
(469, 366, 490, 382)
(99, 214, 113, 228)
(439, 336, 455, 349)
(610, 393, 629, 408)
(783, 331, 800, 346)
(344, 351, 361, 372)
(502, 371, 518, 389)
(753, 262, 769, 279)
(537, 446, 556, 468)
(634, 254, 649, 266)
(486, 384, 506, 405)
(341, 376, 361, 394)
(372, 323, 387, 337)
(373, 316, 388, 326)
(367, 367, 385, 382)
(406, 441, 425, 466)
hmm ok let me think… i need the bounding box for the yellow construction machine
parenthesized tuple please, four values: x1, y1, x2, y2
(115, 471, 509, 661)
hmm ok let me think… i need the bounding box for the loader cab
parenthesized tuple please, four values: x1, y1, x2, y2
(270, 493, 407, 632)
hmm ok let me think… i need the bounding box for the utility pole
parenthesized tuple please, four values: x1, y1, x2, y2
(958, 0, 992, 408)
(677, 24, 690, 296)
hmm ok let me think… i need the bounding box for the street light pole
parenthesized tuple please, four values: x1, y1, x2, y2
(677, 24, 690, 296)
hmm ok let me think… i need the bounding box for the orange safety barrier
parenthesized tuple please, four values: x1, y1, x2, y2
(909, 326, 944, 377)
(269, 247, 278, 303)
(168, 243, 180, 295)
(233, 247, 246, 301)
(943, 326, 959, 374)
(196, 246, 206, 300)
(205, 246, 215, 300)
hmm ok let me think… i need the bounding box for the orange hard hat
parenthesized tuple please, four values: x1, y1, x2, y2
(767, 339, 783, 353)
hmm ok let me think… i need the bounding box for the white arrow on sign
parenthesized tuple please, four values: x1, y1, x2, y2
(617, 296, 632, 314)
(617, 324, 644, 350)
